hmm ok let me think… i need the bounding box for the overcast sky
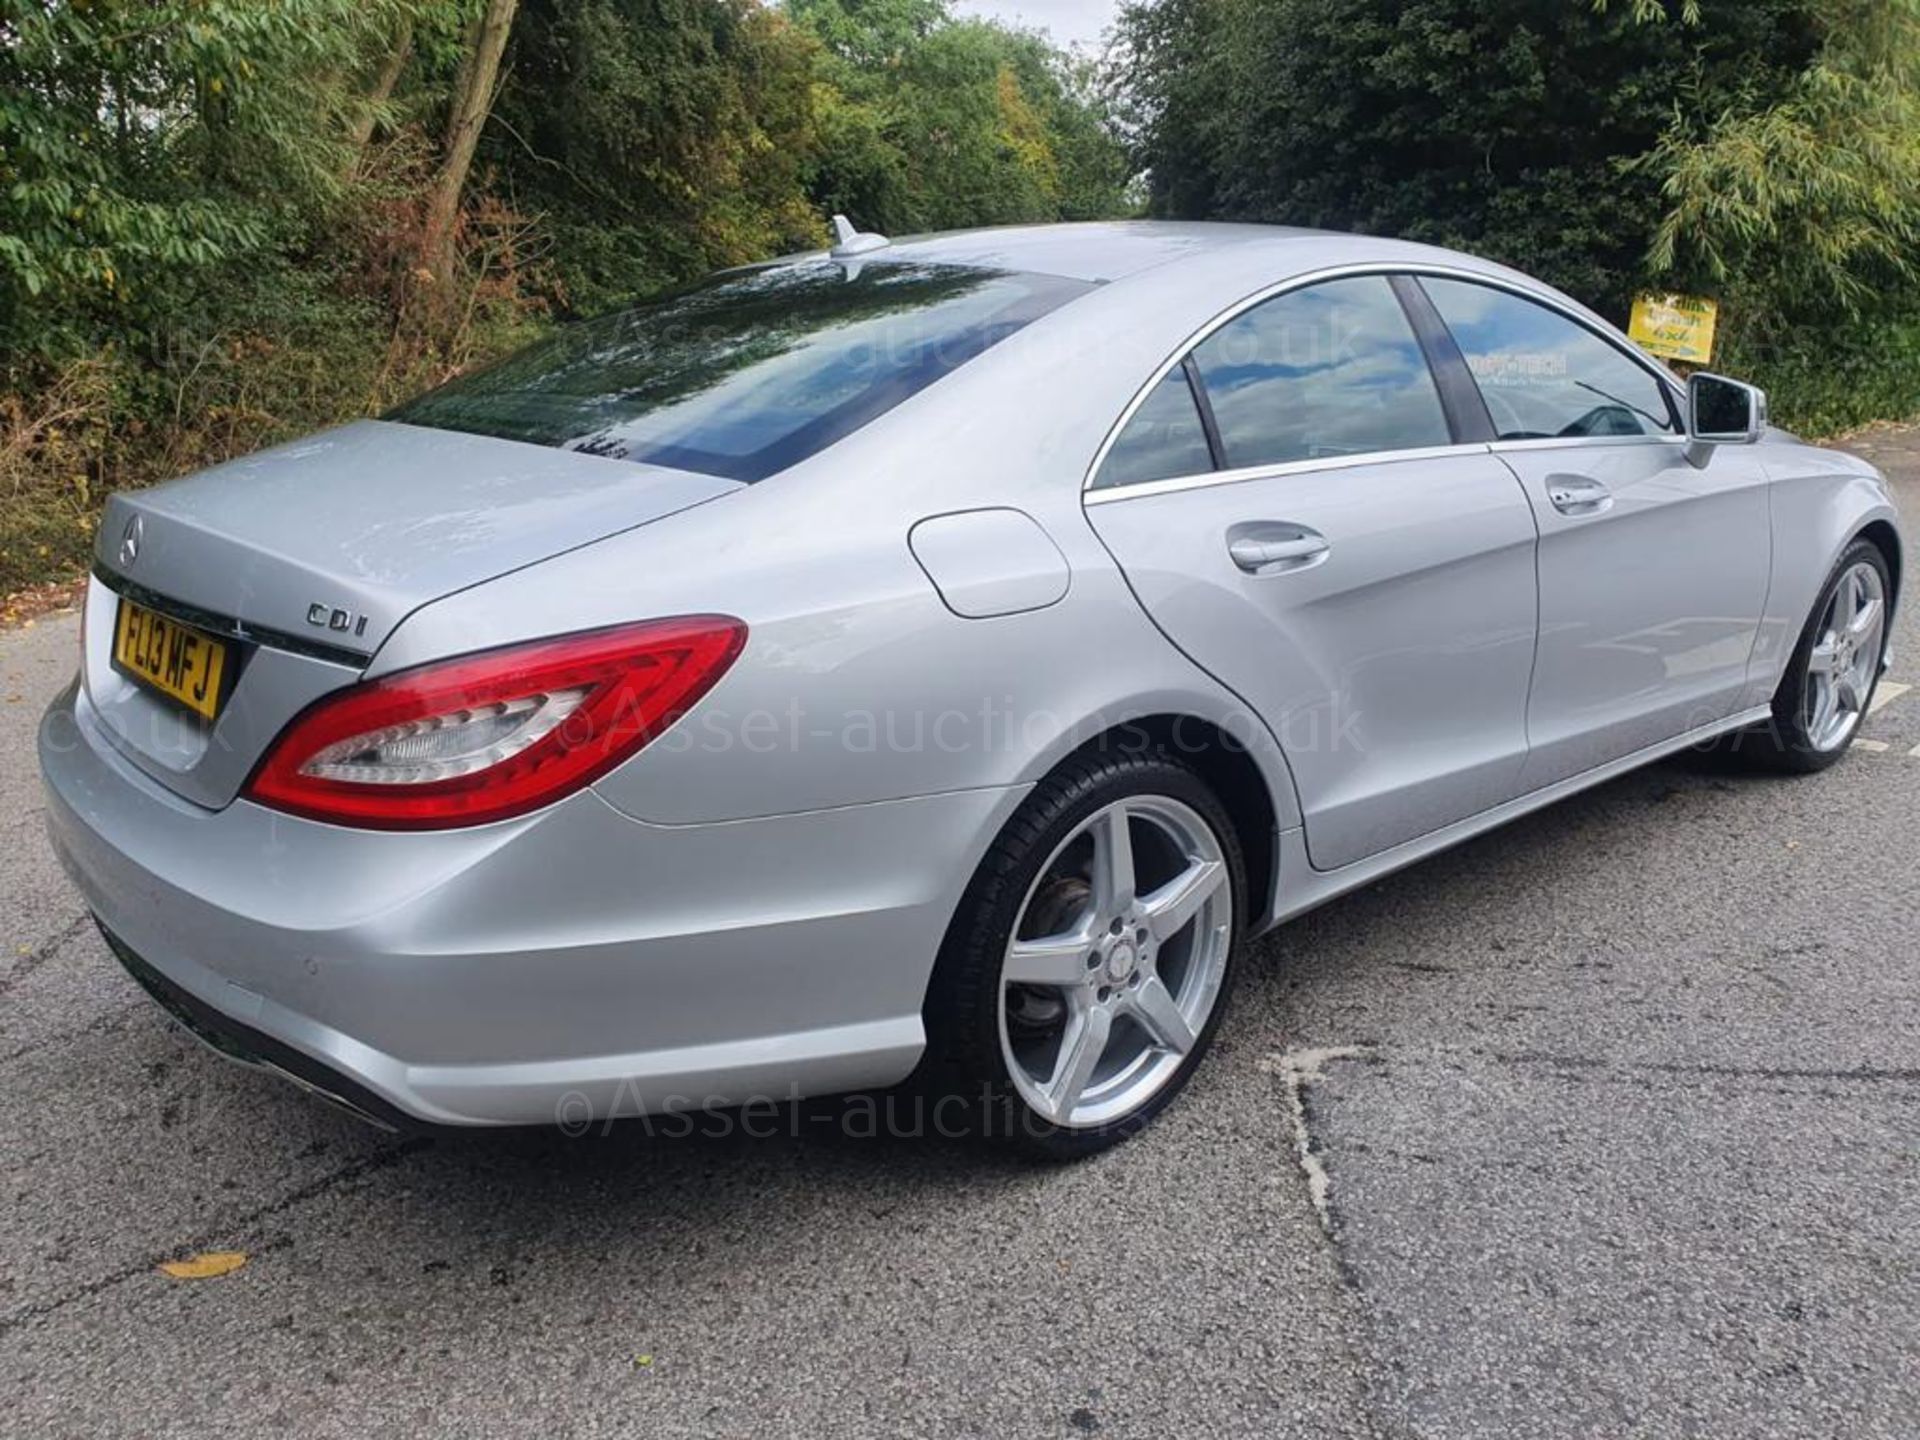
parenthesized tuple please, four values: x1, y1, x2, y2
(951, 0, 1120, 52)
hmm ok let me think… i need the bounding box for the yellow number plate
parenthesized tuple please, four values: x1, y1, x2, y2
(112, 599, 231, 721)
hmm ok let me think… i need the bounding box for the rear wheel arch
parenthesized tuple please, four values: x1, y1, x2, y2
(1002, 714, 1281, 938)
(1067, 716, 1279, 931)
(918, 741, 1251, 1155)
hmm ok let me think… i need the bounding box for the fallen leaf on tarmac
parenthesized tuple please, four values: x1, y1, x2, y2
(158, 1251, 249, 1280)
(632, 1354, 654, 1369)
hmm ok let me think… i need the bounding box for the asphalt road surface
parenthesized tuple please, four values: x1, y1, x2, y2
(4, 436, 1917, 1439)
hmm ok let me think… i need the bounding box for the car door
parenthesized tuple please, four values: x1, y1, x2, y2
(1417, 276, 1772, 790)
(1084, 274, 1540, 872)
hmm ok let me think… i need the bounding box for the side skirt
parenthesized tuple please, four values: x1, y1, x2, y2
(1261, 704, 1774, 929)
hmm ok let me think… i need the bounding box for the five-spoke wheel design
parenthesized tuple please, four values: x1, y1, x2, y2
(1804, 558, 1888, 753)
(997, 795, 1233, 1130)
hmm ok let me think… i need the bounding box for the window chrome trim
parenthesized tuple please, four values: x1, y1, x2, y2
(1082, 260, 1687, 501)
(1084, 442, 1497, 506)
(1487, 433, 1693, 456)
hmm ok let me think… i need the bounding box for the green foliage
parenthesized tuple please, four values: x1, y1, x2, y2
(789, 0, 946, 66)
(1115, 0, 1920, 434)
(0, 0, 1125, 592)
(1116, 0, 1814, 312)
(0, 0, 433, 356)
(1729, 317, 1920, 437)
(1647, 0, 1920, 325)
(488, 0, 829, 313)
(477, 0, 1129, 314)
(1593, 0, 1703, 23)
(794, 1, 1129, 236)
(880, 21, 1068, 228)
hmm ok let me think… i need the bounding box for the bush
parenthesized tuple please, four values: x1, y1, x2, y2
(1729, 318, 1920, 438)
(1117, 0, 1816, 311)
(0, 245, 544, 592)
(0, 0, 1128, 596)
(1113, 0, 1920, 428)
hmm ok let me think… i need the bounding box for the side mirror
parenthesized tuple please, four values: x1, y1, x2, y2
(1688, 373, 1768, 445)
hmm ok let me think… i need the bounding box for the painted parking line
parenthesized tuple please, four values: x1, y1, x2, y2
(1869, 681, 1911, 716)
(1854, 739, 1892, 753)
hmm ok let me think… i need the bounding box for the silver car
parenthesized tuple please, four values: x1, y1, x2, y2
(39, 221, 1902, 1156)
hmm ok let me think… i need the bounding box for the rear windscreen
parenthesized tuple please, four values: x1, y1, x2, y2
(389, 260, 1093, 482)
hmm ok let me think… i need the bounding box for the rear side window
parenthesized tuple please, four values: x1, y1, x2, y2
(390, 261, 1093, 482)
(1421, 277, 1679, 441)
(1095, 369, 1215, 489)
(1189, 276, 1452, 469)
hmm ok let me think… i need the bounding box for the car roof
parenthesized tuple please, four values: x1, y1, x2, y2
(847, 219, 1629, 342)
(867, 220, 1330, 283)
(766, 220, 1577, 315)
(837, 220, 1571, 304)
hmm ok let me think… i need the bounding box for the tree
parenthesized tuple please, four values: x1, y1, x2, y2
(0, 0, 1131, 593)
(1110, 0, 1920, 429)
(792, 3, 1128, 236)
(1647, 0, 1920, 321)
(488, 0, 828, 312)
(0, 0, 420, 356)
(788, 0, 949, 66)
(487, 0, 1128, 313)
(344, 19, 419, 165)
(1113, 0, 1814, 310)
(417, 0, 519, 293)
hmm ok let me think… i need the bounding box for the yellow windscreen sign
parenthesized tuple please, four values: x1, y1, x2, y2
(1628, 294, 1718, 365)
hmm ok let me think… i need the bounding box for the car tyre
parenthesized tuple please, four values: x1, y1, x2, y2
(920, 747, 1245, 1160)
(1721, 538, 1892, 774)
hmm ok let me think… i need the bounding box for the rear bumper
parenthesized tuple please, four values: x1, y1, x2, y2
(99, 923, 413, 1131)
(40, 680, 1022, 1126)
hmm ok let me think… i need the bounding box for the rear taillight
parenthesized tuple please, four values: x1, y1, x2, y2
(245, 617, 746, 829)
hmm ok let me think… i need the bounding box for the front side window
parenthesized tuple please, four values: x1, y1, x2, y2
(390, 261, 1094, 483)
(1188, 276, 1452, 470)
(1094, 368, 1216, 489)
(1421, 277, 1678, 442)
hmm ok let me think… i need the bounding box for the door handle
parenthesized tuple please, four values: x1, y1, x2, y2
(1227, 522, 1331, 576)
(1546, 474, 1613, 516)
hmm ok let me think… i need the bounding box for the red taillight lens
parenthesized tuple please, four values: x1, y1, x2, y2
(245, 616, 746, 830)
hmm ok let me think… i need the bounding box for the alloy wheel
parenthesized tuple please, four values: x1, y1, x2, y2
(997, 795, 1233, 1129)
(1805, 560, 1887, 752)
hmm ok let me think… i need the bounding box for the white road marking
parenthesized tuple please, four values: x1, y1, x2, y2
(1909, 741, 1920, 759)
(1853, 739, 1891, 753)
(1868, 681, 1911, 716)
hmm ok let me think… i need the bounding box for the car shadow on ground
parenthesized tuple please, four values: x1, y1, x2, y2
(111, 746, 1778, 1191)
(14, 737, 1905, 1440)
